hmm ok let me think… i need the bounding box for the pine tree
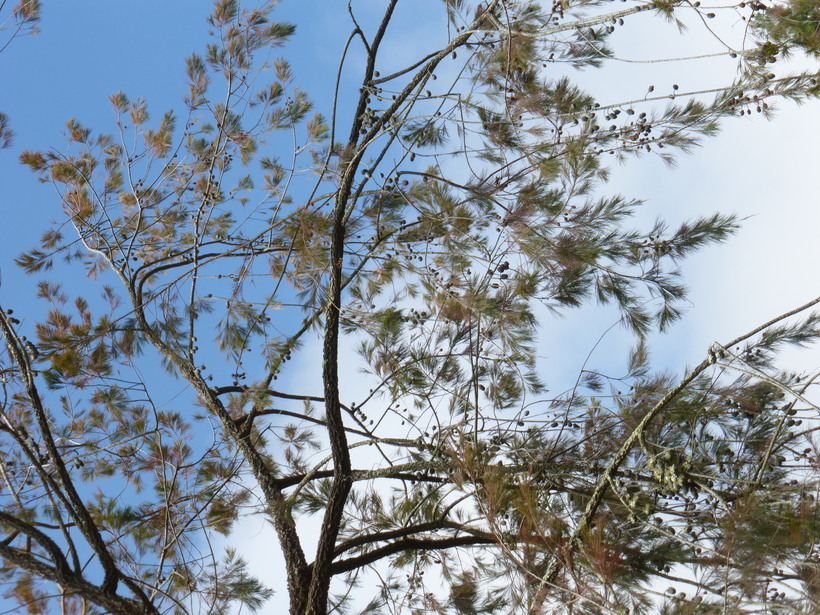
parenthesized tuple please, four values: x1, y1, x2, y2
(2, 1, 820, 613)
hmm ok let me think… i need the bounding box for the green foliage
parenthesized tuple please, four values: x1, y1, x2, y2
(755, 0, 820, 58)
(0, 112, 12, 149)
(202, 549, 274, 614)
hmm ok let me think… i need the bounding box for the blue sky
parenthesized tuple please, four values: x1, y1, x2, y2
(1, 0, 819, 609)
(2, 3, 208, 265)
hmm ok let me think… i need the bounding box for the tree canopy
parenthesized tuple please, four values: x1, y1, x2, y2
(1, 1, 820, 614)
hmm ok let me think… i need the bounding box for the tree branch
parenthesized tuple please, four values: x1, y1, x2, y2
(330, 534, 495, 576)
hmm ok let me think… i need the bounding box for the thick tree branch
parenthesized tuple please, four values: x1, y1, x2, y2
(306, 1, 401, 610)
(0, 309, 149, 602)
(0, 540, 153, 615)
(332, 519, 490, 557)
(121, 290, 311, 611)
(330, 534, 496, 576)
(280, 460, 448, 490)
